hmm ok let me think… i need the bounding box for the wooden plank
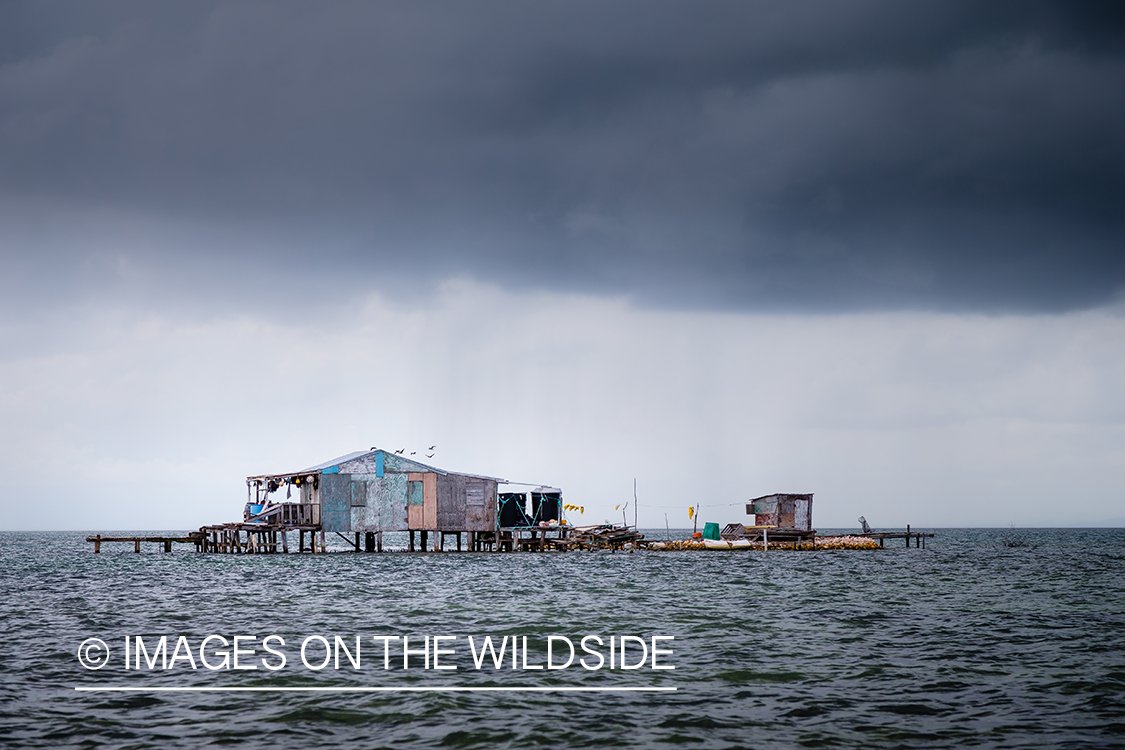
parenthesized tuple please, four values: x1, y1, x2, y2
(408, 504, 424, 528)
(423, 473, 438, 530)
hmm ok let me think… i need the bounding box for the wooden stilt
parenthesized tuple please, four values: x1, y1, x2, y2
(377, 530, 383, 553)
(135, 539, 140, 553)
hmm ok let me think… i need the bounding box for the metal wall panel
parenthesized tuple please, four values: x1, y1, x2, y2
(319, 472, 352, 532)
(350, 474, 408, 532)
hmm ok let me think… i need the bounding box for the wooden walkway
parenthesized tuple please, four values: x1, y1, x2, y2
(861, 525, 935, 548)
(87, 534, 205, 553)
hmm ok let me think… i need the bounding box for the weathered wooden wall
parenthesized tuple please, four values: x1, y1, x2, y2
(260, 451, 500, 534)
(407, 472, 438, 530)
(465, 479, 495, 531)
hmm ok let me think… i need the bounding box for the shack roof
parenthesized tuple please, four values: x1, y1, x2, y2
(747, 492, 814, 502)
(246, 448, 506, 483)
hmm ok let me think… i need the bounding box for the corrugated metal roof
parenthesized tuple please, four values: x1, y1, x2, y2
(299, 449, 369, 472)
(246, 448, 507, 483)
(245, 449, 375, 480)
(747, 492, 814, 502)
(301, 450, 371, 473)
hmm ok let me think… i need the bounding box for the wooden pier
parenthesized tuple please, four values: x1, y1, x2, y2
(860, 525, 934, 548)
(87, 534, 205, 553)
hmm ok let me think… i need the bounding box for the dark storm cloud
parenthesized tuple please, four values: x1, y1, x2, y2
(1, 0, 1123, 312)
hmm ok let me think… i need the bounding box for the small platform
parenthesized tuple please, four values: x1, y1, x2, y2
(86, 534, 205, 553)
(860, 526, 934, 548)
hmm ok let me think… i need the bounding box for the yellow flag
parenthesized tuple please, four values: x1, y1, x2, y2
(688, 506, 695, 520)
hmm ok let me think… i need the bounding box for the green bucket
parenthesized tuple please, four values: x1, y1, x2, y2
(702, 522, 720, 540)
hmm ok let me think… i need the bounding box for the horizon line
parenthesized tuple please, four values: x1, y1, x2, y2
(75, 685, 677, 693)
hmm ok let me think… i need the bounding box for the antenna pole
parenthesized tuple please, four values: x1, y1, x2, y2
(633, 478, 638, 529)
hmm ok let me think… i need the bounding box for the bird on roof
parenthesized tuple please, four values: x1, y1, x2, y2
(410, 451, 416, 456)
(395, 448, 405, 454)
(426, 453, 434, 458)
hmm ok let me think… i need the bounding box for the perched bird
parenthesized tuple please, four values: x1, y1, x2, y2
(410, 451, 416, 456)
(395, 448, 405, 454)
(426, 453, 434, 458)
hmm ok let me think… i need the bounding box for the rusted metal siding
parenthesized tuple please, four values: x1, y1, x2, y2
(747, 493, 814, 530)
(752, 497, 778, 527)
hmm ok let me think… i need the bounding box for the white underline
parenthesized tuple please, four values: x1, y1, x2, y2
(75, 686, 676, 693)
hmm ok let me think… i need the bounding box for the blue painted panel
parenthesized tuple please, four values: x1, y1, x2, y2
(319, 472, 352, 532)
(376, 451, 384, 478)
(322, 466, 339, 474)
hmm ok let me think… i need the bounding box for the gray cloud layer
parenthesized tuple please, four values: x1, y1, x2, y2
(2, 1, 1123, 312)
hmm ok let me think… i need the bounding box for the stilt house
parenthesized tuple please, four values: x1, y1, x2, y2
(246, 449, 505, 535)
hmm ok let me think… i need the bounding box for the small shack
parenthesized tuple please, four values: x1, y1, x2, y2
(246, 449, 507, 550)
(497, 484, 563, 528)
(746, 493, 814, 531)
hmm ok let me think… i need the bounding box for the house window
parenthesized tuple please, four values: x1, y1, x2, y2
(407, 480, 423, 506)
(351, 481, 367, 507)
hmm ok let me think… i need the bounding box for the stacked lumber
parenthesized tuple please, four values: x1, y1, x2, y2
(560, 524, 645, 549)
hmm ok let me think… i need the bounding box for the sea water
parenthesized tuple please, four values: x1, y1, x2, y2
(1, 528, 1122, 748)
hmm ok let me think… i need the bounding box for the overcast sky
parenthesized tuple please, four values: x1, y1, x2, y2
(2, 1, 1123, 530)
